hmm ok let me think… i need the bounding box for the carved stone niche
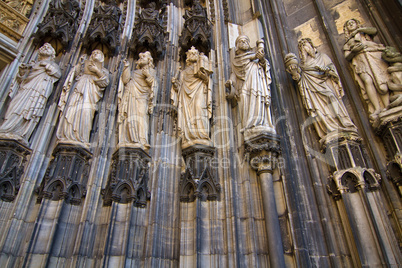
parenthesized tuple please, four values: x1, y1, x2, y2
(179, 145, 220, 202)
(82, 0, 123, 56)
(129, 0, 166, 61)
(327, 167, 381, 200)
(179, 0, 212, 62)
(321, 132, 368, 173)
(36, 143, 92, 205)
(0, 139, 31, 202)
(33, 0, 81, 52)
(102, 147, 151, 207)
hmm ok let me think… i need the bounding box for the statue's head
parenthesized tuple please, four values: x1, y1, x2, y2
(343, 19, 361, 38)
(298, 38, 316, 63)
(186, 46, 199, 63)
(137, 51, 154, 69)
(38, 43, 56, 59)
(90, 50, 105, 63)
(235, 35, 250, 52)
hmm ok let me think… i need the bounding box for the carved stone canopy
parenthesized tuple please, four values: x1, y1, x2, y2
(82, 0, 123, 55)
(34, 0, 81, 51)
(180, 145, 221, 202)
(36, 143, 92, 205)
(102, 147, 151, 207)
(0, 139, 31, 202)
(129, 1, 166, 61)
(179, 0, 212, 62)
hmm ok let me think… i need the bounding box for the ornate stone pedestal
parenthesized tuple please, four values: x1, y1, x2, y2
(102, 147, 151, 207)
(179, 144, 220, 202)
(325, 132, 401, 266)
(245, 132, 286, 268)
(0, 139, 31, 202)
(36, 143, 92, 205)
(377, 119, 402, 193)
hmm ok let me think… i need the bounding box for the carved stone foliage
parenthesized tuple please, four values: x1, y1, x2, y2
(0, 139, 31, 202)
(83, 0, 123, 55)
(36, 144, 92, 205)
(0, 1, 30, 42)
(34, 0, 81, 50)
(179, 145, 220, 202)
(102, 148, 151, 207)
(129, 1, 166, 61)
(327, 167, 381, 200)
(179, 0, 212, 61)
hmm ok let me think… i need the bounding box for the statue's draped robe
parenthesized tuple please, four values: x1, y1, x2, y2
(298, 52, 357, 138)
(118, 67, 154, 146)
(0, 60, 61, 140)
(231, 49, 273, 131)
(175, 64, 212, 146)
(344, 30, 389, 112)
(57, 63, 109, 144)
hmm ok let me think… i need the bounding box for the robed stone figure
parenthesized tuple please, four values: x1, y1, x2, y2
(0, 43, 61, 143)
(285, 38, 357, 141)
(57, 50, 110, 146)
(343, 19, 390, 120)
(226, 35, 274, 138)
(118, 51, 155, 150)
(171, 46, 213, 149)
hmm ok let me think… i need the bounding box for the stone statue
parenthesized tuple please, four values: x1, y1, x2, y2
(343, 19, 390, 120)
(171, 46, 213, 149)
(140, 2, 160, 21)
(225, 35, 274, 138)
(57, 50, 109, 146)
(382, 46, 402, 107)
(285, 38, 357, 142)
(0, 43, 61, 143)
(118, 51, 155, 150)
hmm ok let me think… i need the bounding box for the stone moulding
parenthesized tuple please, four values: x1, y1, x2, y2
(36, 143, 92, 205)
(0, 139, 31, 202)
(102, 147, 151, 207)
(33, 0, 81, 50)
(179, 144, 221, 202)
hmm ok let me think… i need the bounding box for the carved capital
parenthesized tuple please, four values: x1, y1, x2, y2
(244, 132, 281, 174)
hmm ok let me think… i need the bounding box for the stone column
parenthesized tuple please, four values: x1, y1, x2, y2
(102, 147, 151, 266)
(245, 133, 286, 268)
(179, 145, 221, 267)
(25, 143, 91, 266)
